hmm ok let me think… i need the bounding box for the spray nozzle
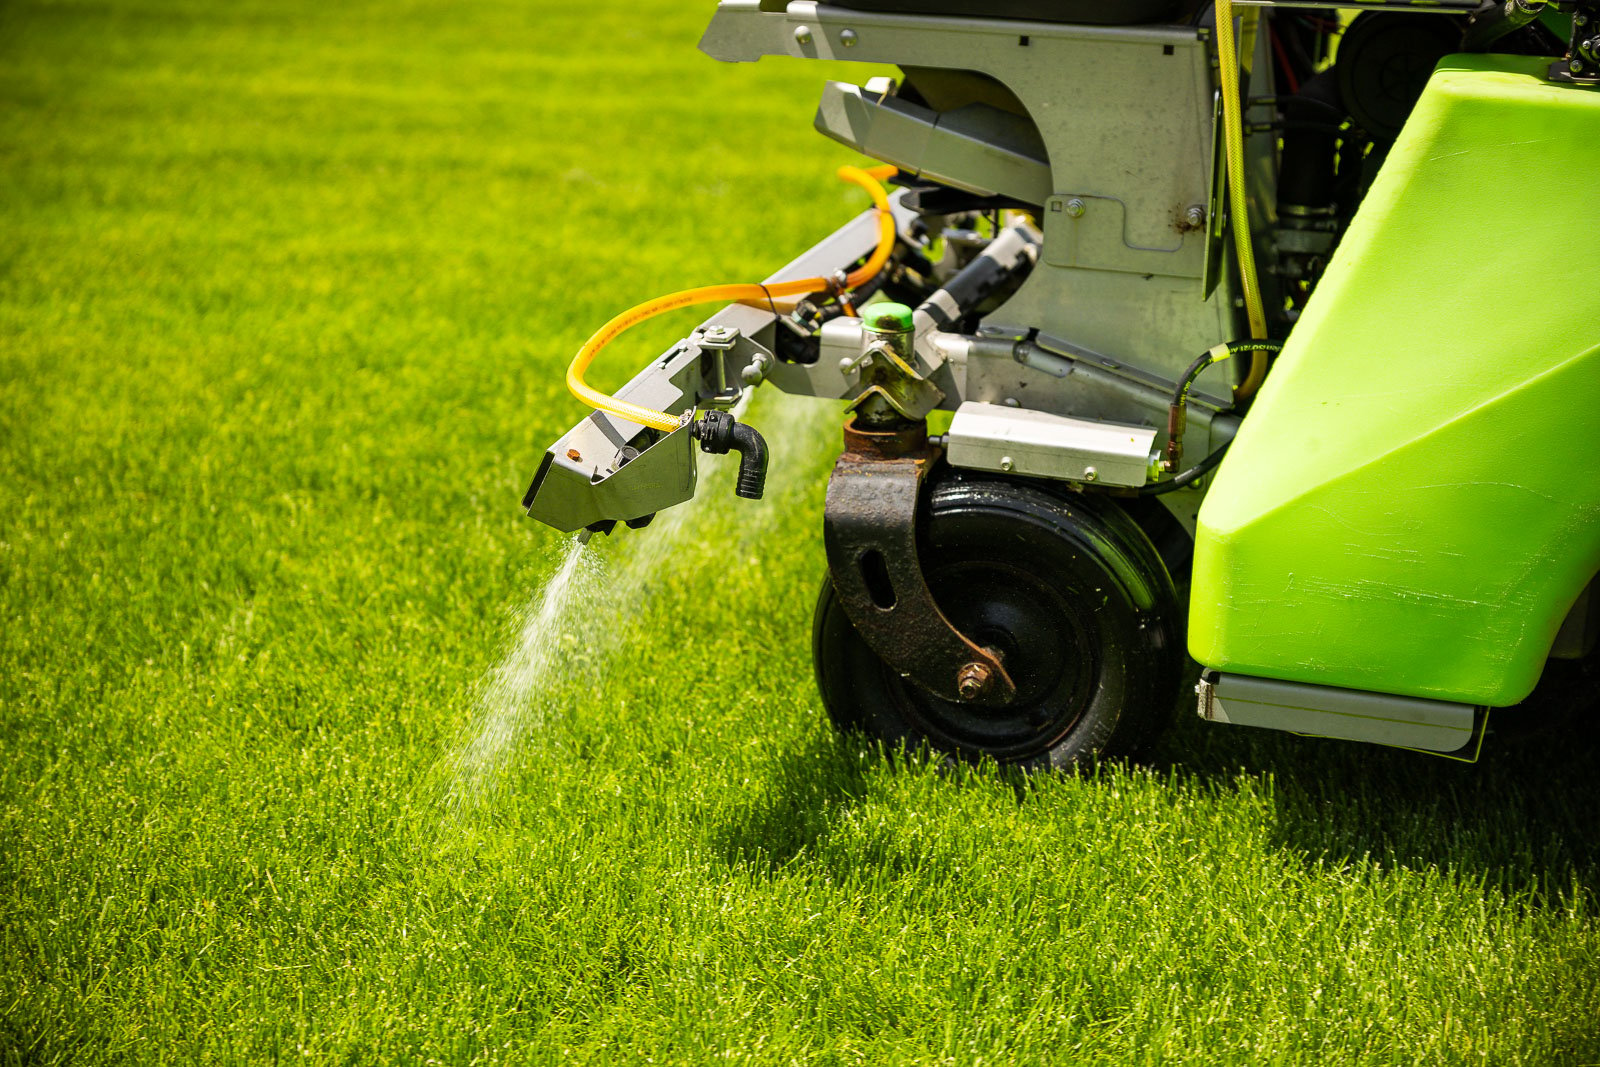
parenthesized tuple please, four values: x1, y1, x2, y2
(691, 410, 768, 501)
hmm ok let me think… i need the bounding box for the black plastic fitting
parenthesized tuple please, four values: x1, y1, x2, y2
(691, 410, 768, 500)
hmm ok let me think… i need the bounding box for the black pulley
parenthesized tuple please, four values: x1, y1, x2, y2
(1337, 13, 1463, 141)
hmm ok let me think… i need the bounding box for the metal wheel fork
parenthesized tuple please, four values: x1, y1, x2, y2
(822, 419, 1017, 705)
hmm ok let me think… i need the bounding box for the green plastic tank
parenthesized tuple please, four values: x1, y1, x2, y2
(1190, 55, 1600, 707)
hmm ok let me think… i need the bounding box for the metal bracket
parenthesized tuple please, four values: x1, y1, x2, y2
(1550, 3, 1600, 85)
(1196, 670, 1478, 754)
(822, 421, 1016, 705)
(843, 338, 947, 423)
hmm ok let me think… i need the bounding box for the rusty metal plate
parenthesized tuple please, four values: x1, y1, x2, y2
(822, 427, 1016, 705)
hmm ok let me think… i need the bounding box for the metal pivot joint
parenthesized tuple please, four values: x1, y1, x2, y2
(841, 302, 945, 427)
(822, 418, 1017, 705)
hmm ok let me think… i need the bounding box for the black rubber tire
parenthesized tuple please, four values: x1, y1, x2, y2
(813, 471, 1183, 771)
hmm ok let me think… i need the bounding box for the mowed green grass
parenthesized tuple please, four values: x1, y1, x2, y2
(2, 0, 1598, 1062)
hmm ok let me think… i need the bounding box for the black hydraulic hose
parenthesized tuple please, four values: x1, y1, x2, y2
(1138, 440, 1231, 496)
(1172, 341, 1283, 410)
(916, 224, 1039, 331)
(1154, 339, 1283, 491)
(1464, 1, 1541, 51)
(691, 410, 769, 500)
(1277, 69, 1345, 216)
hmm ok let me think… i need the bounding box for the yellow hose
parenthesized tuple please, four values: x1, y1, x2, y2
(1215, 0, 1271, 400)
(566, 164, 899, 432)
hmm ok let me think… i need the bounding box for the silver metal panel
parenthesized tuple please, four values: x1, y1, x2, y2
(526, 423, 698, 534)
(815, 84, 934, 177)
(700, 2, 1214, 252)
(947, 401, 1156, 486)
(700, 0, 1245, 444)
(930, 333, 1238, 469)
(1197, 671, 1478, 754)
(1042, 192, 1203, 279)
(814, 82, 1052, 206)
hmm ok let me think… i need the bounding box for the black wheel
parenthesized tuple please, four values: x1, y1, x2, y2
(812, 470, 1183, 771)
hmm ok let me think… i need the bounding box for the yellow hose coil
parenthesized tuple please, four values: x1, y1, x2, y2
(566, 164, 899, 432)
(1215, 0, 1271, 400)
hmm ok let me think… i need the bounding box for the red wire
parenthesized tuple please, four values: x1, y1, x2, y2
(1269, 24, 1301, 95)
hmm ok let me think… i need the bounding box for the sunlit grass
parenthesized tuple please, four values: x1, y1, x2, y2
(2, 1, 1597, 1063)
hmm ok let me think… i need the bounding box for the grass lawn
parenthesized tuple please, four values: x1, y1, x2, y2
(3, 0, 1598, 1062)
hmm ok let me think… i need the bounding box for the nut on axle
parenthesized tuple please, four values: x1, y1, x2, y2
(957, 661, 994, 701)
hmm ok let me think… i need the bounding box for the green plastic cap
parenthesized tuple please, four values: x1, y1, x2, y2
(864, 302, 914, 333)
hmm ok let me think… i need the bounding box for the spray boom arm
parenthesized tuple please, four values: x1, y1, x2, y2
(522, 190, 918, 535)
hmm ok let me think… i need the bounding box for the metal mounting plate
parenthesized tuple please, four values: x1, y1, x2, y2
(946, 401, 1156, 486)
(823, 426, 1016, 705)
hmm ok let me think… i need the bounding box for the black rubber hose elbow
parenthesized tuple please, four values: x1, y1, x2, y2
(728, 420, 768, 500)
(691, 410, 769, 500)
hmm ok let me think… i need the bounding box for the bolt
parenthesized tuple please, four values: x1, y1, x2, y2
(840, 28, 858, 46)
(740, 355, 769, 386)
(1185, 205, 1206, 228)
(1083, 466, 1098, 482)
(794, 24, 812, 45)
(957, 662, 992, 701)
(1065, 197, 1086, 218)
(999, 455, 1014, 472)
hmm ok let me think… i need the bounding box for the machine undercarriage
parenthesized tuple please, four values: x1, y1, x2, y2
(524, 0, 1600, 768)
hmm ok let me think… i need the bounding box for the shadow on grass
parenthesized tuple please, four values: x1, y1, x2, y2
(715, 691, 1600, 904)
(708, 732, 876, 875)
(1152, 695, 1600, 903)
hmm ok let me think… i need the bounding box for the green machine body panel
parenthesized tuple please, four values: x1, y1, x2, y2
(1190, 55, 1600, 707)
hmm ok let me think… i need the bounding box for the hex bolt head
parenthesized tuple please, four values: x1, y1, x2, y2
(1065, 197, 1086, 218)
(794, 24, 812, 45)
(840, 28, 858, 46)
(957, 662, 992, 701)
